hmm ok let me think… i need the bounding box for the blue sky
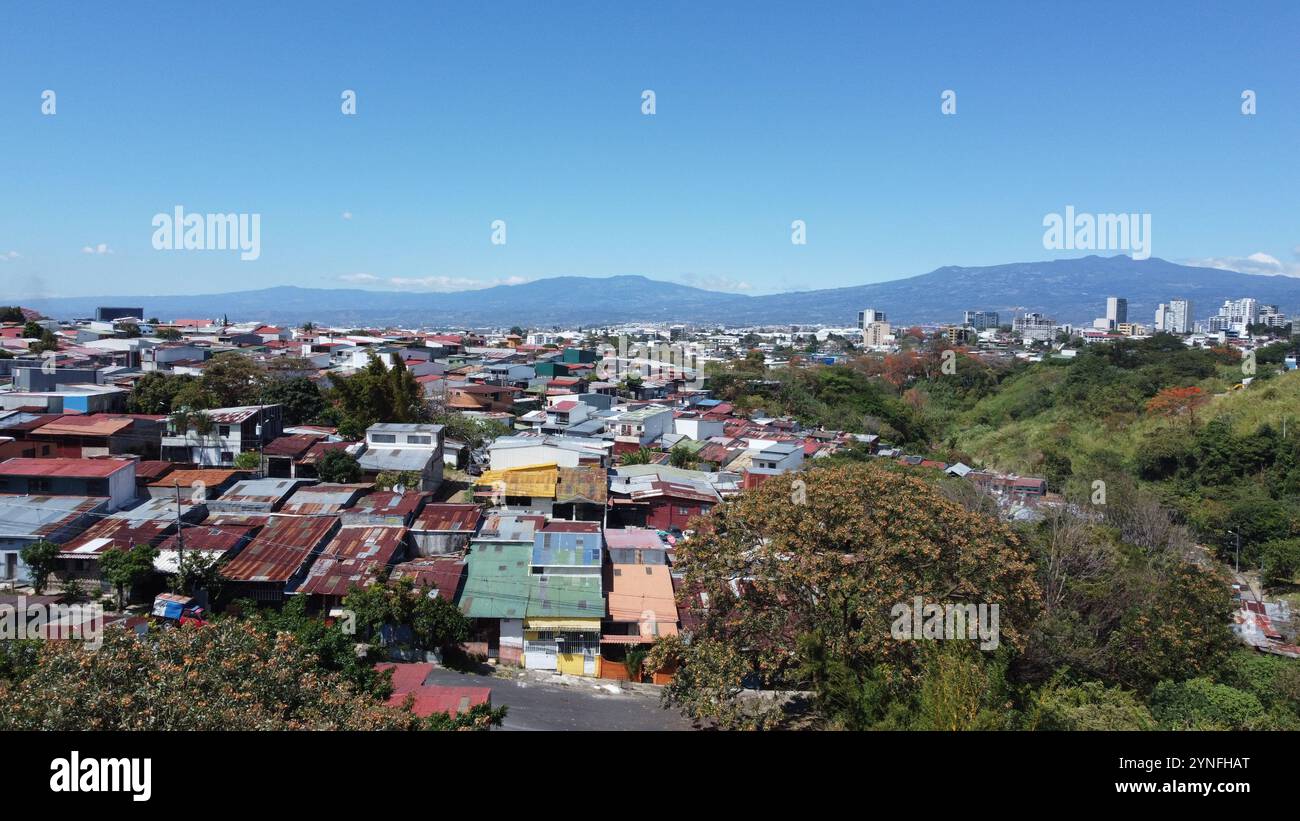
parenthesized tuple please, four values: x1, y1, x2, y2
(1, 1, 1297, 298)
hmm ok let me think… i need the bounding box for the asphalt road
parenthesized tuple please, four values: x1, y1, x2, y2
(423, 667, 696, 731)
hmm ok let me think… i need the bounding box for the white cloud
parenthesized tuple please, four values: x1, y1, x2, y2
(81, 243, 113, 255)
(677, 272, 753, 293)
(336, 273, 530, 292)
(1187, 251, 1300, 277)
(0, 251, 19, 262)
(341, 211, 353, 220)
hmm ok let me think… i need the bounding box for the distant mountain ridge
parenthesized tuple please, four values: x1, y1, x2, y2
(23, 257, 1300, 328)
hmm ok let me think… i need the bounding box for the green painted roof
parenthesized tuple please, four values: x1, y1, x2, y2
(526, 573, 604, 619)
(459, 542, 531, 619)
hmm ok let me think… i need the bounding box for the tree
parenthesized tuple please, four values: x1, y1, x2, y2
(18, 540, 61, 594)
(200, 351, 267, 407)
(343, 577, 470, 653)
(375, 470, 421, 491)
(619, 446, 654, 466)
(21, 320, 43, 339)
(668, 444, 698, 470)
(1025, 679, 1157, 730)
(156, 327, 182, 341)
(1150, 677, 1266, 730)
(127, 372, 197, 414)
(0, 619, 504, 730)
(316, 449, 362, 483)
(1145, 385, 1208, 428)
(233, 451, 261, 471)
(663, 461, 1041, 729)
(1259, 538, 1300, 587)
(329, 352, 427, 439)
(261, 376, 325, 425)
(99, 543, 160, 609)
(0, 307, 26, 323)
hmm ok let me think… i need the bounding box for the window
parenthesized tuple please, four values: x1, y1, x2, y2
(221, 451, 234, 463)
(677, 506, 691, 515)
(406, 434, 432, 445)
(370, 433, 396, 444)
(218, 425, 230, 437)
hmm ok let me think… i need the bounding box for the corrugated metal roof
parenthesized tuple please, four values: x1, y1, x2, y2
(0, 494, 107, 538)
(412, 503, 482, 533)
(60, 517, 174, 557)
(0, 457, 134, 478)
(390, 556, 466, 601)
(526, 573, 603, 618)
(531, 531, 603, 567)
(459, 541, 531, 619)
(554, 466, 608, 504)
(220, 515, 339, 583)
(280, 483, 368, 515)
(477, 464, 558, 499)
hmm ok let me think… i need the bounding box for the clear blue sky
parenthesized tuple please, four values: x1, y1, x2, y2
(1, 1, 1297, 298)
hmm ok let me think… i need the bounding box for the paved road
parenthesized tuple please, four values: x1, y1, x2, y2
(423, 667, 696, 731)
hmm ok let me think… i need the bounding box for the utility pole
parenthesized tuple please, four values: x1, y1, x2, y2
(173, 480, 185, 591)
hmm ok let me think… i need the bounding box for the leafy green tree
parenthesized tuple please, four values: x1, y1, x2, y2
(0, 307, 26, 323)
(200, 351, 268, 406)
(21, 320, 43, 339)
(1259, 538, 1300, 587)
(375, 470, 421, 491)
(343, 577, 470, 653)
(668, 444, 698, 470)
(18, 540, 61, 594)
(316, 449, 362, 483)
(99, 543, 160, 609)
(1150, 677, 1266, 730)
(619, 446, 654, 466)
(329, 353, 427, 438)
(1025, 679, 1157, 730)
(233, 451, 261, 471)
(127, 372, 197, 414)
(261, 376, 325, 425)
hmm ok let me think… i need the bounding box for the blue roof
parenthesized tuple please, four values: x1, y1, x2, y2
(531, 531, 603, 567)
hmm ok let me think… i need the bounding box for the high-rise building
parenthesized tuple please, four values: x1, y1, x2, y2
(1013, 312, 1057, 342)
(858, 308, 886, 331)
(863, 321, 893, 348)
(963, 310, 1000, 330)
(1106, 297, 1128, 326)
(1168, 299, 1192, 334)
(1215, 298, 1258, 334)
(1154, 299, 1191, 334)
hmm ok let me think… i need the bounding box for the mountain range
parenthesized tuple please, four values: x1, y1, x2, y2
(22, 256, 1300, 329)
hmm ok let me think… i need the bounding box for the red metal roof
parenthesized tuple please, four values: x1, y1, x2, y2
(262, 433, 324, 458)
(412, 503, 482, 533)
(297, 525, 406, 597)
(60, 517, 174, 557)
(220, 515, 339, 583)
(0, 457, 134, 478)
(389, 556, 465, 601)
(387, 684, 491, 717)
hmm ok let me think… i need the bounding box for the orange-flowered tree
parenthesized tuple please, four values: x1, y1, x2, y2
(652, 461, 1041, 729)
(1144, 385, 1208, 428)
